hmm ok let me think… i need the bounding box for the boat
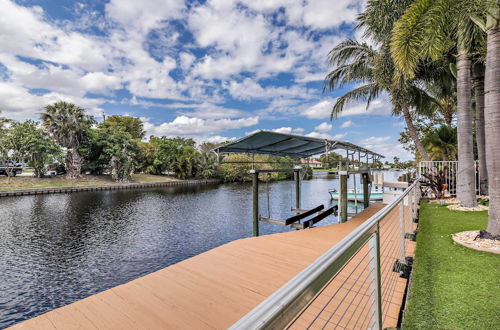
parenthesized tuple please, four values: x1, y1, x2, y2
(328, 188, 383, 201)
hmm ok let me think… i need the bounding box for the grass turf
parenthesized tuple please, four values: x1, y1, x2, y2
(403, 201, 500, 329)
(0, 173, 178, 191)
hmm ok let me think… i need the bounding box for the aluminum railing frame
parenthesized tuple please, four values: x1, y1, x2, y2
(230, 180, 421, 330)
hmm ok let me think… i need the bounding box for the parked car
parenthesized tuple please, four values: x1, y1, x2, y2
(45, 163, 66, 177)
(0, 160, 23, 176)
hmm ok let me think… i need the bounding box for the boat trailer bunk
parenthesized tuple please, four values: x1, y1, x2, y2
(260, 204, 338, 230)
(212, 130, 384, 237)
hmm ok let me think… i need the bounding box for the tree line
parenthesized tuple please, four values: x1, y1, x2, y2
(0, 101, 305, 183)
(0, 101, 222, 181)
(324, 0, 499, 238)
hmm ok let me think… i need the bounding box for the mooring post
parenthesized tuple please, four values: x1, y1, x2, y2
(362, 172, 370, 209)
(294, 169, 301, 210)
(251, 170, 259, 237)
(339, 171, 348, 223)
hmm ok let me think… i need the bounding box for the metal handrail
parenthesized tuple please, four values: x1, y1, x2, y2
(230, 180, 420, 330)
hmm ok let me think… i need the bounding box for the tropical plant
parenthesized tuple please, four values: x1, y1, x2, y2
(40, 101, 94, 179)
(390, 0, 486, 207)
(172, 145, 199, 179)
(104, 115, 145, 140)
(422, 125, 457, 161)
(138, 136, 197, 175)
(197, 152, 218, 179)
(10, 120, 62, 177)
(324, 0, 435, 162)
(96, 120, 140, 182)
(79, 128, 108, 175)
(0, 118, 23, 181)
(421, 165, 454, 199)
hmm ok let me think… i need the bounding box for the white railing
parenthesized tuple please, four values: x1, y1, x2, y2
(230, 180, 421, 330)
(418, 161, 482, 196)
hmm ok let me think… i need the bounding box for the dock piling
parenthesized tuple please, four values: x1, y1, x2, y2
(339, 172, 348, 223)
(252, 170, 259, 237)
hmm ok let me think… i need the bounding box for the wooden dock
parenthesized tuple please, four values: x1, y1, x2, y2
(11, 202, 415, 329)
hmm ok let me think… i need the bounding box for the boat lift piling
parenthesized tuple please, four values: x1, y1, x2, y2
(251, 167, 302, 237)
(213, 130, 384, 236)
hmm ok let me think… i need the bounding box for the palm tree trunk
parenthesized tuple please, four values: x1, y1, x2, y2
(484, 26, 500, 237)
(65, 148, 82, 179)
(473, 75, 488, 195)
(401, 105, 431, 161)
(456, 51, 477, 207)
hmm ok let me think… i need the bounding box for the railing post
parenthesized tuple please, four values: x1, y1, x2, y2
(369, 225, 383, 330)
(408, 186, 414, 221)
(412, 185, 417, 221)
(399, 201, 406, 262)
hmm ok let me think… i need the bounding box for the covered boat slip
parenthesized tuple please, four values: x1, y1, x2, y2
(214, 130, 385, 227)
(214, 130, 384, 161)
(11, 202, 415, 329)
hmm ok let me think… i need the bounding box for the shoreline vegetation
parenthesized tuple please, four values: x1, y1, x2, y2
(0, 173, 180, 191)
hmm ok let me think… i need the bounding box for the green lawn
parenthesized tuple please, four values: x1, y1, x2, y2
(403, 202, 500, 329)
(0, 174, 179, 191)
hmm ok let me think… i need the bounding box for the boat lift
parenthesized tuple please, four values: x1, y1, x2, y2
(213, 131, 384, 236)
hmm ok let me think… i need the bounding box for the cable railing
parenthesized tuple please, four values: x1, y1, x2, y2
(230, 180, 421, 330)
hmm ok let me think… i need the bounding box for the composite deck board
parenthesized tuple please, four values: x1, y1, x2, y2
(12, 202, 415, 330)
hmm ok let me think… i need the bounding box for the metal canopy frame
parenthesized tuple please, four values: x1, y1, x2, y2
(214, 131, 385, 236)
(213, 130, 384, 163)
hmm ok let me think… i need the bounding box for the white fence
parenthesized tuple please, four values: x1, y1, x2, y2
(418, 161, 482, 196)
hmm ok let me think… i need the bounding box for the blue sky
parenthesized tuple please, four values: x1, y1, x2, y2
(0, 0, 411, 160)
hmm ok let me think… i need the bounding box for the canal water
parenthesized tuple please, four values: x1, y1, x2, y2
(0, 171, 400, 327)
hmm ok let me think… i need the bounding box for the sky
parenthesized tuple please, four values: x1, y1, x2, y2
(0, 0, 412, 160)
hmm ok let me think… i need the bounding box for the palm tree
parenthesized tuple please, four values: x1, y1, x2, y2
(391, 0, 485, 207)
(482, 0, 500, 236)
(423, 125, 457, 161)
(40, 101, 93, 179)
(472, 63, 488, 194)
(325, 0, 435, 161)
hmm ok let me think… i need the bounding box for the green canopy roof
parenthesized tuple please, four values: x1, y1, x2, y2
(213, 130, 384, 159)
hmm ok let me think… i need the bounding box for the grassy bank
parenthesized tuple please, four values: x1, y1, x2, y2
(0, 174, 179, 191)
(403, 202, 500, 329)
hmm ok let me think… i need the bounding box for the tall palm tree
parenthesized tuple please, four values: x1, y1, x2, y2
(41, 101, 93, 179)
(325, 0, 434, 161)
(472, 63, 488, 194)
(482, 0, 500, 236)
(391, 0, 485, 207)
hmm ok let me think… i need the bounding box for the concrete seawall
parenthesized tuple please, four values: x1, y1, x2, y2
(0, 179, 221, 197)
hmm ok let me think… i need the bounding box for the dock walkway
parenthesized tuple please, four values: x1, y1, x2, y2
(12, 202, 414, 329)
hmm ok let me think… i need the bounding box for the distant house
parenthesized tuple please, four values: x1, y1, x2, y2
(300, 159, 323, 169)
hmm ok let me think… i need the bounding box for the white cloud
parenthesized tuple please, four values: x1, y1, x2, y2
(105, 0, 184, 33)
(306, 132, 346, 140)
(341, 120, 353, 128)
(302, 0, 361, 29)
(359, 136, 391, 145)
(272, 127, 305, 135)
(304, 96, 392, 120)
(303, 100, 333, 119)
(357, 135, 412, 161)
(314, 122, 332, 132)
(143, 115, 259, 136)
(226, 78, 312, 101)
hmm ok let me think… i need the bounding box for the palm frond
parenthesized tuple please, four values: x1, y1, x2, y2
(331, 83, 381, 119)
